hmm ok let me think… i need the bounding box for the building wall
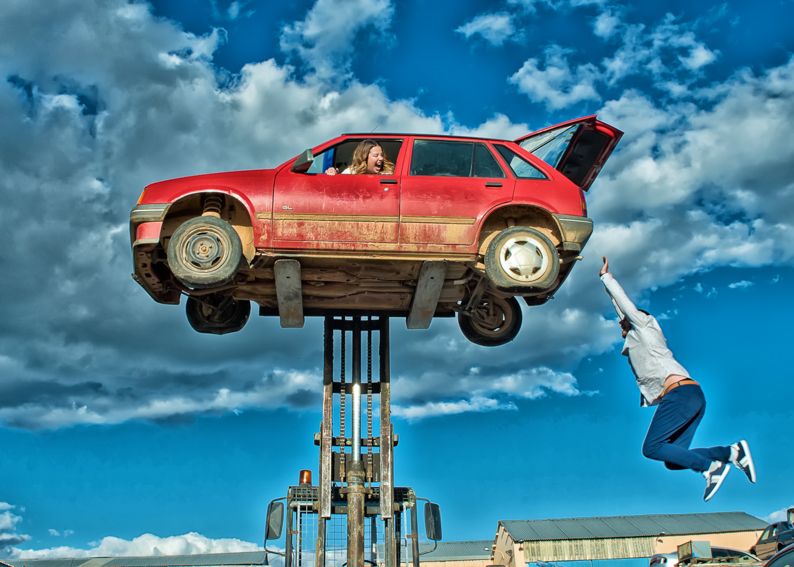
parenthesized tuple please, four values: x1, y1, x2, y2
(653, 530, 764, 555)
(421, 560, 491, 567)
(491, 527, 765, 567)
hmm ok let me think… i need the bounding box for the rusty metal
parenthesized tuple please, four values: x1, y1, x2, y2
(379, 316, 393, 520)
(274, 259, 304, 328)
(339, 323, 346, 482)
(366, 321, 373, 483)
(351, 316, 362, 463)
(315, 315, 401, 567)
(319, 318, 333, 518)
(202, 194, 223, 218)
(409, 492, 420, 567)
(345, 462, 366, 567)
(406, 261, 447, 329)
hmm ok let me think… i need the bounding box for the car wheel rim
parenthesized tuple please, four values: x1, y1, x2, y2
(499, 235, 549, 283)
(183, 228, 227, 271)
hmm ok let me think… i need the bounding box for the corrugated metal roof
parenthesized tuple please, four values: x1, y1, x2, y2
(3, 551, 266, 567)
(418, 540, 492, 561)
(501, 512, 766, 542)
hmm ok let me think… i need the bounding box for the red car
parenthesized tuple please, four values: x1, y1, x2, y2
(130, 116, 622, 346)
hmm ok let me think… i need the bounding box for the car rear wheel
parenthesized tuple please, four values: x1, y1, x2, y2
(485, 226, 559, 290)
(185, 294, 250, 335)
(458, 295, 522, 347)
(167, 216, 242, 289)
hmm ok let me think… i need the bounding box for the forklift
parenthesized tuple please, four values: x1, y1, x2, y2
(262, 316, 442, 567)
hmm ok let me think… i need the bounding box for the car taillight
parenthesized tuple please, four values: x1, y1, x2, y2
(136, 190, 146, 205)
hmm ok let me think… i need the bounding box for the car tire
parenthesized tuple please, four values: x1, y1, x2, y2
(168, 216, 242, 289)
(485, 226, 560, 291)
(458, 295, 522, 347)
(186, 294, 250, 335)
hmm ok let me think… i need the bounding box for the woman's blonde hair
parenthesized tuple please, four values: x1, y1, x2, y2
(349, 139, 394, 174)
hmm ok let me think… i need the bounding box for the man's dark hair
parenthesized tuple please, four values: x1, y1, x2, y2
(620, 309, 650, 332)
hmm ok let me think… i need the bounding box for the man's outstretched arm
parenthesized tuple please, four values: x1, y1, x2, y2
(600, 256, 646, 325)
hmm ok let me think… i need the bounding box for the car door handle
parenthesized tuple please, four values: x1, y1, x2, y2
(485, 182, 502, 187)
(380, 179, 398, 184)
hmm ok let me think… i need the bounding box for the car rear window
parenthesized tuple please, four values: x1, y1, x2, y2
(410, 140, 504, 178)
(495, 145, 547, 179)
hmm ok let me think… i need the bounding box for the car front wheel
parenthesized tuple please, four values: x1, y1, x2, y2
(485, 226, 560, 291)
(167, 216, 242, 289)
(457, 295, 522, 347)
(185, 294, 250, 335)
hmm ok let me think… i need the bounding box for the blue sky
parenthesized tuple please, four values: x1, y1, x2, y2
(1, 0, 793, 559)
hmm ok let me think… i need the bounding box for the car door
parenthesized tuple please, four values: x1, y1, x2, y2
(515, 115, 623, 191)
(272, 139, 402, 250)
(757, 527, 777, 558)
(399, 138, 514, 248)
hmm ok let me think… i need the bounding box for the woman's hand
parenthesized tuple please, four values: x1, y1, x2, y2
(325, 167, 339, 175)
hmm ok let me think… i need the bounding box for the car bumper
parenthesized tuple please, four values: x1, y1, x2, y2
(553, 214, 593, 252)
(130, 204, 169, 246)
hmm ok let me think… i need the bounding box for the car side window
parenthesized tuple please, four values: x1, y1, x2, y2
(306, 139, 403, 174)
(410, 140, 506, 178)
(762, 528, 773, 541)
(495, 145, 547, 179)
(474, 143, 505, 178)
(411, 140, 473, 177)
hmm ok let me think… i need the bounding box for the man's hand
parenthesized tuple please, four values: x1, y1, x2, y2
(600, 256, 609, 276)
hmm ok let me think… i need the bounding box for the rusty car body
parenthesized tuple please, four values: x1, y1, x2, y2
(130, 115, 622, 345)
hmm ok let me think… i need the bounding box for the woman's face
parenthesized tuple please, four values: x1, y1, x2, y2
(366, 145, 385, 174)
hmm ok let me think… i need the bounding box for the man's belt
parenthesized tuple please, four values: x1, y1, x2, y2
(661, 378, 699, 397)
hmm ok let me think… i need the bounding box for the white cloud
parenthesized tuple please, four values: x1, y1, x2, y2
(593, 10, 620, 39)
(680, 44, 718, 70)
(10, 532, 259, 559)
(456, 12, 518, 46)
(392, 363, 594, 420)
(728, 280, 753, 289)
(280, 0, 394, 82)
(0, 0, 791, 430)
(448, 113, 531, 140)
(510, 45, 600, 109)
(0, 504, 30, 552)
(765, 505, 794, 523)
(601, 14, 719, 86)
(394, 396, 515, 420)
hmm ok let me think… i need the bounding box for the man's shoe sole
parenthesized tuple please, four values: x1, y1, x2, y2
(737, 440, 756, 483)
(704, 464, 731, 502)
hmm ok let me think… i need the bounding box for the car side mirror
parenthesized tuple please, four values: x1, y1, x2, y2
(291, 149, 314, 173)
(265, 501, 284, 540)
(425, 502, 442, 541)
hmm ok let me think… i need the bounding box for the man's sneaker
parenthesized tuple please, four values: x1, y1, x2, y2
(703, 461, 731, 502)
(732, 440, 757, 483)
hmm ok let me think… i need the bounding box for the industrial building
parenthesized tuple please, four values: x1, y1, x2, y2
(491, 512, 766, 567)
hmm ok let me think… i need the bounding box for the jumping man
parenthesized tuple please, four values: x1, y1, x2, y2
(600, 256, 756, 501)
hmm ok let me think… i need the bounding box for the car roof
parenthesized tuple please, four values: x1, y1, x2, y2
(341, 132, 512, 143)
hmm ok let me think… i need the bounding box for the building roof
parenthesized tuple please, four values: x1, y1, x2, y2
(500, 512, 766, 542)
(418, 540, 492, 561)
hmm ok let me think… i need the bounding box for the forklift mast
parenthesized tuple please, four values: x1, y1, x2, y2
(264, 316, 442, 567)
